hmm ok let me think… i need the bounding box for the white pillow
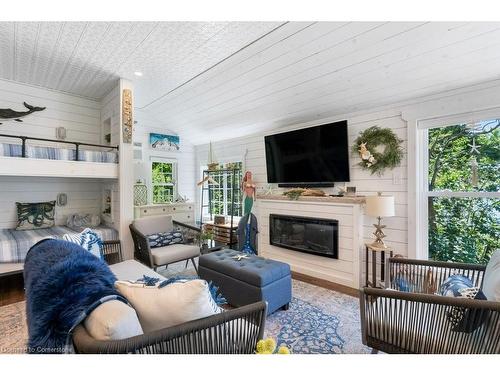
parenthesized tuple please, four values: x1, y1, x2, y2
(483, 249, 500, 301)
(84, 300, 144, 340)
(115, 279, 222, 333)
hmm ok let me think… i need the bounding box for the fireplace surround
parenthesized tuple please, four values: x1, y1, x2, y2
(269, 214, 338, 259)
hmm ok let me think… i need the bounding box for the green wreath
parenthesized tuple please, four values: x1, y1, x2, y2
(352, 126, 403, 176)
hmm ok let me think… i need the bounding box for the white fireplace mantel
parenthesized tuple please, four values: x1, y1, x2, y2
(255, 196, 365, 289)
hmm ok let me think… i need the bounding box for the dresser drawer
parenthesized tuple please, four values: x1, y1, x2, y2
(139, 206, 173, 216)
(172, 212, 194, 223)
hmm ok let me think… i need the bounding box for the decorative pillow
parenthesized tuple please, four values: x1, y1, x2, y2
(15, 201, 55, 230)
(115, 279, 223, 333)
(439, 274, 488, 333)
(63, 228, 103, 259)
(84, 299, 144, 340)
(147, 230, 183, 249)
(158, 275, 227, 306)
(482, 249, 500, 302)
(66, 213, 101, 230)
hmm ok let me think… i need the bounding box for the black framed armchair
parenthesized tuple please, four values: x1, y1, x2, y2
(360, 257, 500, 354)
(129, 215, 201, 272)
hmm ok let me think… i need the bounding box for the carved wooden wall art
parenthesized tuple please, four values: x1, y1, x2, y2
(122, 89, 133, 143)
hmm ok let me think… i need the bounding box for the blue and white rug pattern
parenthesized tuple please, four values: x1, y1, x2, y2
(267, 297, 345, 354)
(160, 260, 370, 354)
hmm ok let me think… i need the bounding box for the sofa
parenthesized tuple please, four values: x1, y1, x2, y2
(72, 243, 267, 354)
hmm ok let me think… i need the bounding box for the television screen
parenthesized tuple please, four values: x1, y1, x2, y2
(264, 120, 350, 185)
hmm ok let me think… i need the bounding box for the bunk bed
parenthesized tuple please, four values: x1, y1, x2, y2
(0, 134, 119, 179)
(0, 225, 118, 264)
(0, 133, 121, 275)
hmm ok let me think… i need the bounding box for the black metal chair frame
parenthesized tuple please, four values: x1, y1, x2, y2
(129, 219, 201, 272)
(360, 257, 500, 354)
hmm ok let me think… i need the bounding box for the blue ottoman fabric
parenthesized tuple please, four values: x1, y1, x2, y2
(199, 249, 292, 315)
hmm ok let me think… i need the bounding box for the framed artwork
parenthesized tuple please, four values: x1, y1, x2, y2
(149, 133, 180, 151)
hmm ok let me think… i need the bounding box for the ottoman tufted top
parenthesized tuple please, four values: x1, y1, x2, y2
(199, 249, 291, 287)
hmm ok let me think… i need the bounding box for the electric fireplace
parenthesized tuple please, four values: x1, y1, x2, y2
(269, 214, 338, 259)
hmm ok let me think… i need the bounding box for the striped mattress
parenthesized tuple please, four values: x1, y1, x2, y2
(0, 142, 118, 163)
(0, 225, 119, 263)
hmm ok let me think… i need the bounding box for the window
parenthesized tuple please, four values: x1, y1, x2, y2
(151, 159, 177, 204)
(424, 118, 499, 264)
(201, 162, 243, 219)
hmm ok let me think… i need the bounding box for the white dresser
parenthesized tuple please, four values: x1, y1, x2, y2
(133, 202, 195, 223)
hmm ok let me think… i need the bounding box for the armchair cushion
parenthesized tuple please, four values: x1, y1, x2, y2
(483, 249, 500, 302)
(151, 244, 200, 266)
(147, 230, 183, 249)
(133, 215, 173, 236)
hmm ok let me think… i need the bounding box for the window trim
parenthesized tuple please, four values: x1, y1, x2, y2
(415, 110, 500, 260)
(199, 160, 243, 220)
(150, 157, 178, 204)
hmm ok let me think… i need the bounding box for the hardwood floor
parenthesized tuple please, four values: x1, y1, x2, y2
(291, 271, 359, 297)
(0, 273, 25, 307)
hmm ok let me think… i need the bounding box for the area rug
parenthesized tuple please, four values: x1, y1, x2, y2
(0, 261, 369, 354)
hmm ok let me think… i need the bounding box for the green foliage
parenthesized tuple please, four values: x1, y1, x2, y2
(352, 126, 404, 175)
(152, 161, 174, 203)
(428, 121, 499, 264)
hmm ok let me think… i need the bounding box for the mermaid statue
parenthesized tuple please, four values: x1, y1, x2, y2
(241, 171, 256, 254)
(242, 171, 256, 216)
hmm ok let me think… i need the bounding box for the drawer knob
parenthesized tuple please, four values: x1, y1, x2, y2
(162, 208, 165, 211)
(143, 210, 147, 213)
(173, 208, 176, 210)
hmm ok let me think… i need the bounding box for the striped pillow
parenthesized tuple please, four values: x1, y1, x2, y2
(63, 228, 103, 259)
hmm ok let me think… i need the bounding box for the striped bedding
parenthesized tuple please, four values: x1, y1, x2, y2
(0, 225, 118, 263)
(0, 142, 118, 163)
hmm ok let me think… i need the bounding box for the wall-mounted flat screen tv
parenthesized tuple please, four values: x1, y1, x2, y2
(264, 120, 350, 187)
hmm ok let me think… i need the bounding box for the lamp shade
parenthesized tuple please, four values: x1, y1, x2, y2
(365, 195, 395, 217)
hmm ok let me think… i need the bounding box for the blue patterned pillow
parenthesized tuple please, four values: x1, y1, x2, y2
(439, 274, 488, 333)
(147, 231, 184, 249)
(63, 228, 103, 259)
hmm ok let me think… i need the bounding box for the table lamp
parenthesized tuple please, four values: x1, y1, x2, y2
(365, 192, 395, 249)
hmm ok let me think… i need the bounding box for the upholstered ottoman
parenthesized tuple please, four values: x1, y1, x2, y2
(198, 249, 291, 315)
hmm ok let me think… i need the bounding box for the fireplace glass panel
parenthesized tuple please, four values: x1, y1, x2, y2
(269, 214, 338, 259)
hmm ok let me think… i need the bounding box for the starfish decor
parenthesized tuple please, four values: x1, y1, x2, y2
(232, 254, 250, 261)
(370, 217, 388, 248)
(468, 138, 481, 154)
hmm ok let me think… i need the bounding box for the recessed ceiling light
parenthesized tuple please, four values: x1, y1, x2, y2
(134, 71, 143, 77)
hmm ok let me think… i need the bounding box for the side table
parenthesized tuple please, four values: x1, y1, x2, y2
(365, 243, 393, 288)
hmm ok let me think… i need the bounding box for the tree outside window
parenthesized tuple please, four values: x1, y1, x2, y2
(427, 119, 499, 264)
(152, 160, 176, 204)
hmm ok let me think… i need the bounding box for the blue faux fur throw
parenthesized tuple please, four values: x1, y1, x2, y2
(24, 239, 120, 353)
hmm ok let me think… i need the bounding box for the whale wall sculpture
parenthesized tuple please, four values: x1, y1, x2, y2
(0, 102, 46, 125)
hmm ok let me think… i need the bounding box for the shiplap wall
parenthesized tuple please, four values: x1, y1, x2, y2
(195, 108, 408, 257)
(0, 177, 103, 229)
(134, 111, 196, 203)
(0, 78, 101, 143)
(0, 79, 108, 230)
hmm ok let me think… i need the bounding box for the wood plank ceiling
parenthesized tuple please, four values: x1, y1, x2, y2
(1, 21, 500, 144)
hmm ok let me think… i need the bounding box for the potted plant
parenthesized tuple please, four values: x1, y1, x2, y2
(198, 227, 213, 252)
